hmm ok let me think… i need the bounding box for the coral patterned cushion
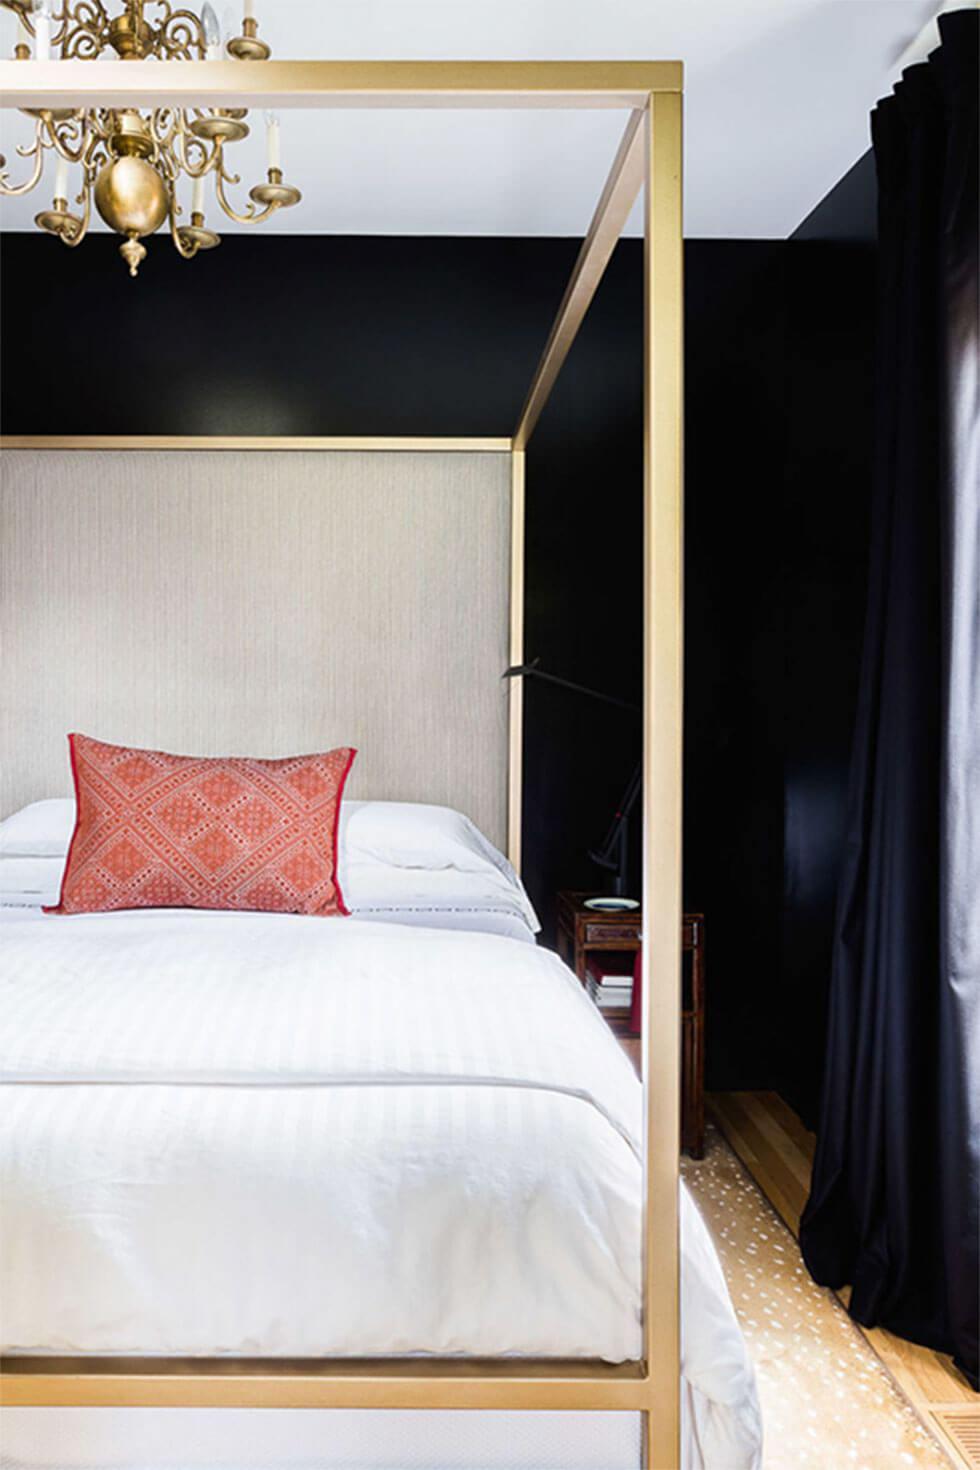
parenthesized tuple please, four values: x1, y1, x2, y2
(49, 734, 356, 917)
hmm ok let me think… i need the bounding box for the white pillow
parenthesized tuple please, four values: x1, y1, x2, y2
(340, 801, 518, 885)
(343, 864, 540, 938)
(0, 856, 65, 906)
(0, 799, 75, 858)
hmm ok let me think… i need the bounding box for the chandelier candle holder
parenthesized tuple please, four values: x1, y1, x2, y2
(0, 0, 302, 274)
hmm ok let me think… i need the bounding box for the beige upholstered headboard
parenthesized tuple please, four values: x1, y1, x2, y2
(1, 446, 513, 849)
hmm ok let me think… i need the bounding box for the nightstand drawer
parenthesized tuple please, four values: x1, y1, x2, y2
(585, 922, 639, 944)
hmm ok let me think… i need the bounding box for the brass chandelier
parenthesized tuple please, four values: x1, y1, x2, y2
(0, 0, 302, 274)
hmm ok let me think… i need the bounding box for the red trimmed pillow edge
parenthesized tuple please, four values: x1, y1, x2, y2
(331, 746, 358, 916)
(43, 731, 82, 915)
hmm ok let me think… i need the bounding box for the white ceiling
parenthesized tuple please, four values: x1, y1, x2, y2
(0, 0, 935, 239)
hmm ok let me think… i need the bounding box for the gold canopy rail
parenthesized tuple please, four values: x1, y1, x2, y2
(0, 58, 684, 1470)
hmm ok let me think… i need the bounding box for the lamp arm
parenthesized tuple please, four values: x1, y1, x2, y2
(501, 659, 640, 714)
(501, 658, 641, 896)
(590, 759, 642, 868)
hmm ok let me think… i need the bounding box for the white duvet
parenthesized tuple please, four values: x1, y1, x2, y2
(0, 908, 761, 1468)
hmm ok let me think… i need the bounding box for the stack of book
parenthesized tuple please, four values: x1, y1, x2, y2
(585, 954, 635, 1014)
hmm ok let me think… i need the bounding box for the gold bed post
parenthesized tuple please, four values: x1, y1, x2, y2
(641, 89, 684, 1470)
(508, 447, 526, 873)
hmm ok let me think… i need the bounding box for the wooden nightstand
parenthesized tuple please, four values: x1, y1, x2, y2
(556, 891, 705, 1158)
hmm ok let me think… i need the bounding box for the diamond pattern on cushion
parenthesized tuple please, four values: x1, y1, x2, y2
(196, 770, 248, 810)
(49, 734, 356, 917)
(279, 846, 324, 896)
(135, 871, 195, 909)
(154, 792, 208, 841)
(228, 794, 281, 844)
(237, 876, 292, 912)
(284, 762, 335, 803)
(70, 869, 112, 911)
(111, 754, 160, 793)
(188, 825, 240, 877)
(101, 835, 150, 884)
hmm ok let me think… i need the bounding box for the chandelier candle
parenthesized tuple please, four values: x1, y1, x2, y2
(0, 0, 301, 273)
(265, 113, 281, 173)
(33, 5, 49, 58)
(202, 0, 219, 59)
(52, 153, 68, 206)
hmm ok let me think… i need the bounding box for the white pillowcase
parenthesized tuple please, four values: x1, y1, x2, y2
(340, 801, 519, 885)
(343, 866, 539, 939)
(0, 799, 75, 858)
(0, 857, 64, 907)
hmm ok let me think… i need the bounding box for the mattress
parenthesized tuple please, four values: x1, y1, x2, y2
(0, 908, 762, 1468)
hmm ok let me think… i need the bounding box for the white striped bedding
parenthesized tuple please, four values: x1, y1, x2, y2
(0, 907, 762, 1468)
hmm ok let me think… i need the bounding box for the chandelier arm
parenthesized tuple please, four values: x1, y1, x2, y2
(171, 182, 221, 259)
(61, 24, 108, 61)
(43, 112, 91, 165)
(153, 2, 207, 60)
(66, 0, 106, 27)
(58, 0, 107, 57)
(173, 122, 217, 179)
(0, 0, 32, 34)
(213, 166, 278, 226)
(151, 108, 180, 151)
(182, 146, 218, 178)
(171, 227, 200, 260)
(147, 130, 174, 182)
(0, 121, 45, 197)
(80, 120, 110, 174)
(215, 152, 240, 186)
(14, 129, 43, 160)
(53, 1, 69, 45)
(58, 176, 92, 246)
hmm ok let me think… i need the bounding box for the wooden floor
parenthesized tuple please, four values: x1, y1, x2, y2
(709, 1091, 980, 1470)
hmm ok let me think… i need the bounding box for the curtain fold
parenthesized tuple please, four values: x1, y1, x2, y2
(799, 10, 978, 1388)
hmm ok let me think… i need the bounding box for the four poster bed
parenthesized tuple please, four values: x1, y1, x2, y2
(0, 63, 762, 1470)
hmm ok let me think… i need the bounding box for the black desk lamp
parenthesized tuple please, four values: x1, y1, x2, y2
(502, 658, 641, 899)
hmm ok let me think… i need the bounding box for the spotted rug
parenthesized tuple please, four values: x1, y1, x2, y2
(682, 1128, 956, 1469)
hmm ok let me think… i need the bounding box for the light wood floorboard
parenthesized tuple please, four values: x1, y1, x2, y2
(709, 1091, 979, 1470)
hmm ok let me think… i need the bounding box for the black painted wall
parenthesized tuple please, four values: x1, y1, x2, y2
(0, 207, 876, 1120)
(0, 235, 568, 436)
(682, 242, 790, 1092)
(496, 221, 875, 1119)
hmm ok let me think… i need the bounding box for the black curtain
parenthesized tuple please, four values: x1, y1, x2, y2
(800, 11, 979, 1388)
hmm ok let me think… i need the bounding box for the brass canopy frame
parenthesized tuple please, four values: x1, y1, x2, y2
(0, 60, 684, 1470)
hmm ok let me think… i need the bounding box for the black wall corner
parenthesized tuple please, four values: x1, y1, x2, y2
(793, 149, 878, 245)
